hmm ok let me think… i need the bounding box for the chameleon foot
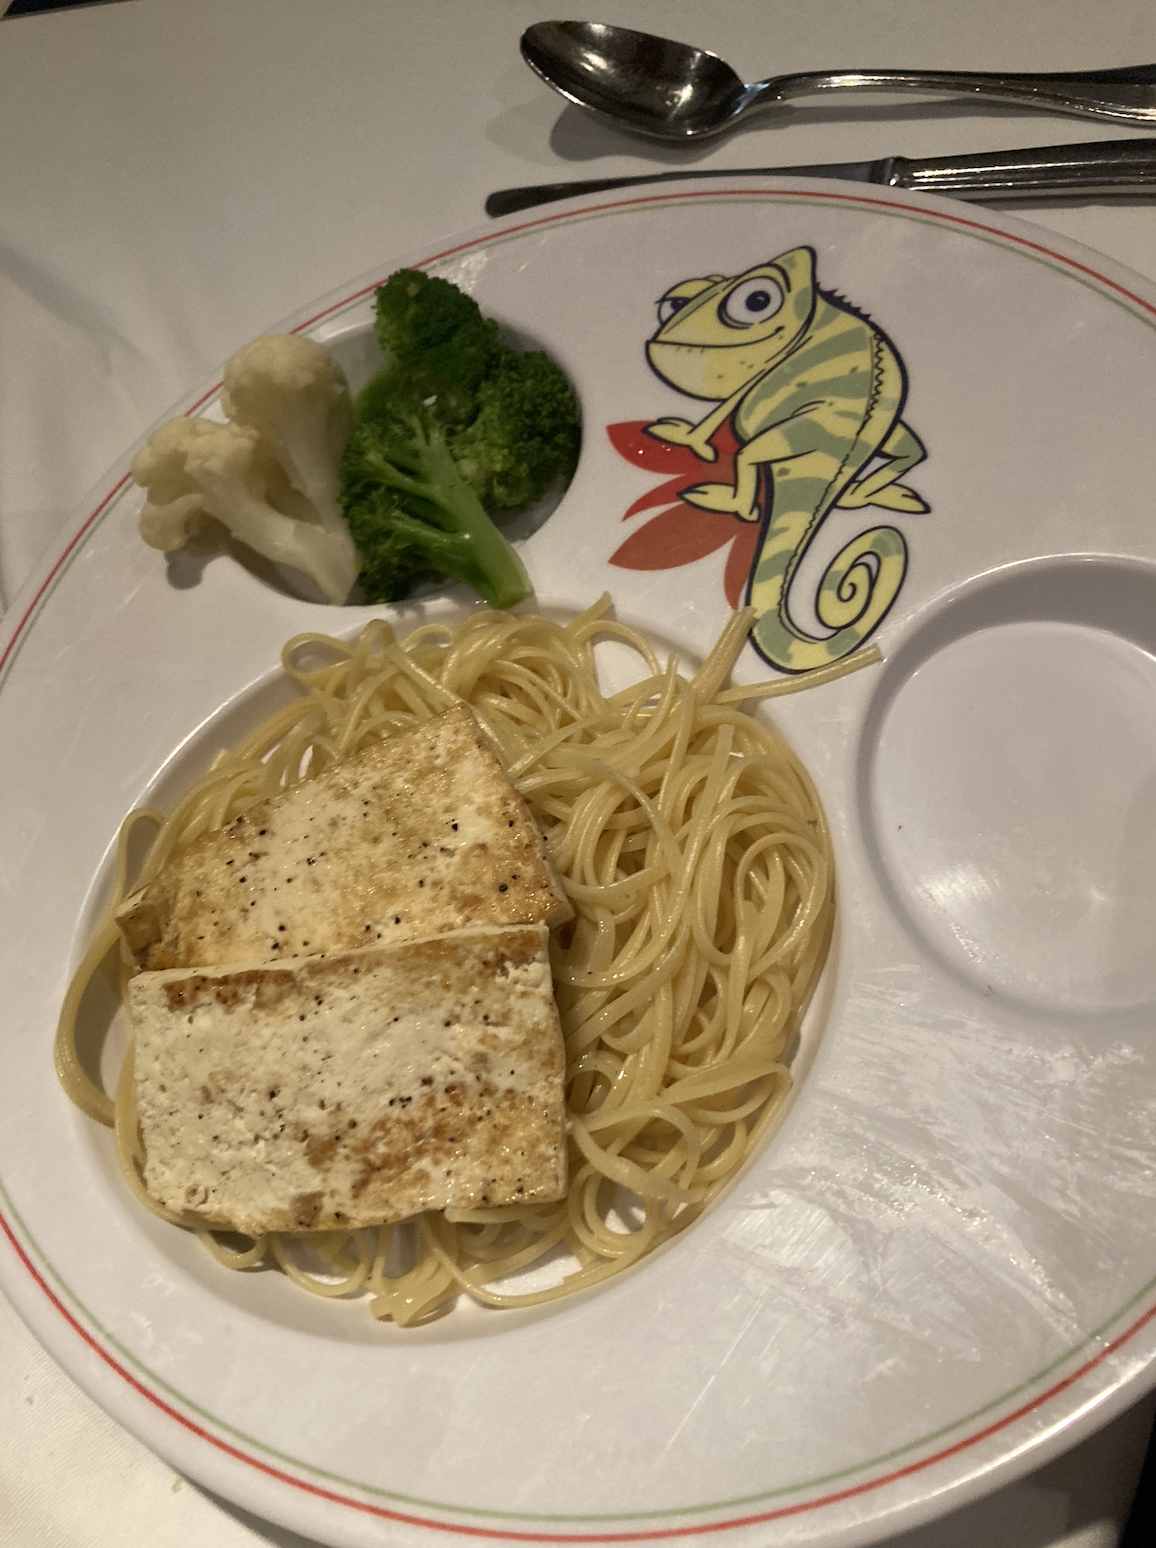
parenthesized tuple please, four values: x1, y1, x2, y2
(681, 483, 758, 519)
(838, 482, 929, 514)
(644, 419, 718, 461)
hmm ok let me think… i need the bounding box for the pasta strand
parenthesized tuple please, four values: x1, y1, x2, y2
(56, 603, 845, 1324)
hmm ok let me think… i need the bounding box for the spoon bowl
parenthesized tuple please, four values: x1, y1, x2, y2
(521, 21, 752, 139)
(521, 20, 1156, 142)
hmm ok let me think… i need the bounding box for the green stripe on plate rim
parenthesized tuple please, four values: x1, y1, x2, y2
(4, 1164, 1155, 1525)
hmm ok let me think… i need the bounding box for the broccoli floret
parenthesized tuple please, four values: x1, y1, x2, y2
(450, 350, 580, 511)
(341, 269, 580, 611)
(362, 269, 503, 428)
(340, 412, 531, 610)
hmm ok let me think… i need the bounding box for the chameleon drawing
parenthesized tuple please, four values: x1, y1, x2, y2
(643, 247, 928, 672)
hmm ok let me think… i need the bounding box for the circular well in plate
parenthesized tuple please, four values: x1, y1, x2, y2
(858, 555, 1156, 1016)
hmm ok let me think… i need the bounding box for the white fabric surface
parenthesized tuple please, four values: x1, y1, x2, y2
(2, 1, 1156, 1543)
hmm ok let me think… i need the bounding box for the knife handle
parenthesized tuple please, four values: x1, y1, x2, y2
(485, 169, 745, 216)
(892, 138, 1156, 198)
(485, 139, 1156, 217)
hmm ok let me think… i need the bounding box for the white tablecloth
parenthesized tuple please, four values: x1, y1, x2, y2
(3, 1, 1156, 1543)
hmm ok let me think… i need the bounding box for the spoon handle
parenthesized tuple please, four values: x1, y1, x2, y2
(752, 66, 1156, 122)
(485, 140, 1156, 217)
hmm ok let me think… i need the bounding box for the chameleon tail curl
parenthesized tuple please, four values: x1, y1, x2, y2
(750, 524, 907, 674)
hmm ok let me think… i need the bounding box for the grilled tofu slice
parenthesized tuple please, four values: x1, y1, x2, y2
(130, 924, 567, 1235)
(116, 705, 570, 971)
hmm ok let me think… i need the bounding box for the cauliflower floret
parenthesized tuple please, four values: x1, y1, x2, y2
(131, 333, 359, 604)
(132, 415, 360, 606)
(221, 334, 354, 542)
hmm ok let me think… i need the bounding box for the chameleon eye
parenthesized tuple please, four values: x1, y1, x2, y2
(720, 277, 784, 327)
(657, 296, 689, 325)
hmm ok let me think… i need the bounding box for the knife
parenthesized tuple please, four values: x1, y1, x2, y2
(485, 138, 1156, 217)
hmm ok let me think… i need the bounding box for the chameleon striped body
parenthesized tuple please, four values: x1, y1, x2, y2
(644, 249, 927, 673)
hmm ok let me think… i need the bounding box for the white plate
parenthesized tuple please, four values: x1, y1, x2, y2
(4, 181, 1156, 1548)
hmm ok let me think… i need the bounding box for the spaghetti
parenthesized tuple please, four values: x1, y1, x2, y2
(57, 599, 859, 1324)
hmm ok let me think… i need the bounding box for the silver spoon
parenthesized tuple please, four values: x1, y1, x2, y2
(521, 20, 1156, 142)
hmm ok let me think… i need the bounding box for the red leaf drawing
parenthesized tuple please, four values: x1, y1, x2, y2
(623, 473, 701, 520)
(606, 421, 695, 473)
(609, 505, 738, 570)
(606, 418, 758, 600)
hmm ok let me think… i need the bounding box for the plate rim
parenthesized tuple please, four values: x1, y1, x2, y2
(6, 176, 1156, 1548)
